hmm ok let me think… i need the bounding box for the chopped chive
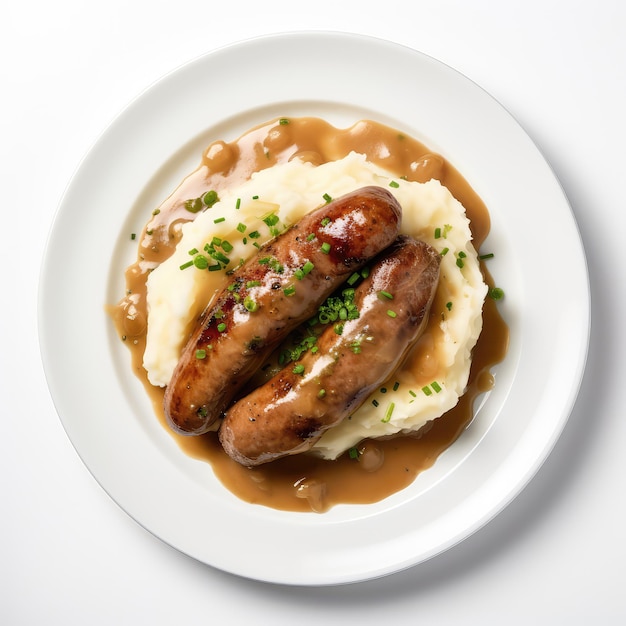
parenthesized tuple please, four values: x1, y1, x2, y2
(302, 261, 314, 275)
(203, 190, 219, 207)
(440, 247, 449, 256)
(252, 195, 259, 200)
(212, 251, 230, 265)
(382, 402, 395, 423)
(379, 290, 394, 300)
(322, 193, 332, 204)
(479, 252, 494, 260)
(317, 389, 326, 399)
(193, 255, 209, 269)
(409, 390, 417, 397)
(249, 230, 261, 239)
(361, 267, 370, 278)
(321, 217, 331, 226)
(456, 257, 465, 268)
(292, 364, 305, 375)
(188, 247, 199, 255)
(130, 233, 136, 240)
(243, 296, 258, 312)
(269, 226, 282, 238)
(431, 381, 442, 393)
(213, 216, 226, 224)
(422, 386, 433, 396)
(446, 301, 453, 311)
(184, 198, 203, 213)
(347, 272, 360, 286)
(389, 180, 400, 188)
(283, 284, 296, 297)
(393, 381, 400, 391)
(235, 198, 241, 210)
(306, 233, 316, 241)
(217, 322, 226, 332)
(221, 240, 234, 253)
(489, 287, 505, 300)
(458, 251, 467, 258)
(434, 227, 442, 239)
(294, 269, 304, 280)
(320, 242, 331, 254)
(236, 222, 247, 233)
(195, 349, 207, 359)
(179, 260, 194, 270)
(348, 447, 359, 460)
(372, 399, 379, 407)
(246, 280, 261, 288)
(263, 213, 280, 227)
(270, 258, 284, 273)
(208, 263, 221, 272)
(334, 323, 344, 335)
(279, 118, 289, 125)
(386, 310, 397, 318)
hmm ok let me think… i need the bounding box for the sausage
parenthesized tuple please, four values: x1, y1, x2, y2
(163, 186, 402, 434)
(219, 235, 441, 466)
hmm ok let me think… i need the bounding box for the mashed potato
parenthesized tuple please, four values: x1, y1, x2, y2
(144, 152, 487, 459)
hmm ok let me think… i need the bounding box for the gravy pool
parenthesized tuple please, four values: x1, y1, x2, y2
(109, 117, 509, 512)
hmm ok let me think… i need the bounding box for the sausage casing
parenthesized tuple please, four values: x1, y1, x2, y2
(163, 186, 402, 434)
(219, 235, 441, 465)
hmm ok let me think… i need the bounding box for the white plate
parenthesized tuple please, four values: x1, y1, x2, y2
(38, 32, 590, 585)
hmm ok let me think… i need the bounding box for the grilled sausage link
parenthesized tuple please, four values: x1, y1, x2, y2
(163, 186, 402, 434)
(219, 235, 441, 466)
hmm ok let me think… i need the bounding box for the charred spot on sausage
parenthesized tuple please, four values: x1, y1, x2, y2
(293, 418, 323, 441)
(245, 336, 265, 353)
(271, 377, 293, 397)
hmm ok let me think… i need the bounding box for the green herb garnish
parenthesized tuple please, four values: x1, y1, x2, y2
(382, 402, 395, 423)
(203, 190, 219, 207)
(489, 287, 505, 300)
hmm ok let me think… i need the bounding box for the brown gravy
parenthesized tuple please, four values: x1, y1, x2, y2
(109, 117, 509, 513)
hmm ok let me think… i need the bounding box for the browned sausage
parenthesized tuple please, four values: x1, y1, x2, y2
(219, 235, 441, 466)
(163, 186, 402, 434)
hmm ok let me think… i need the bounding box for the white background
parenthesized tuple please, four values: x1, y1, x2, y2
(2, 0, 624, 623)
